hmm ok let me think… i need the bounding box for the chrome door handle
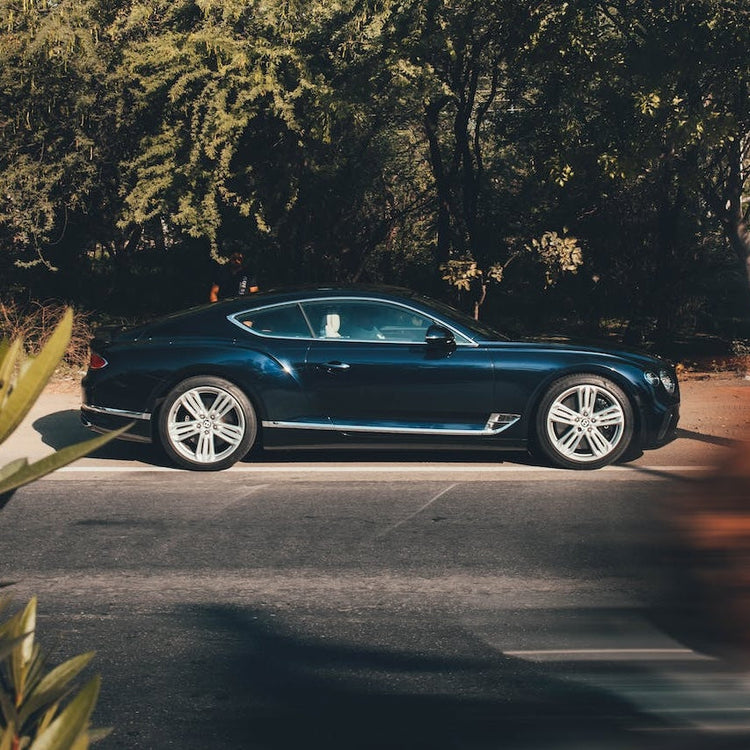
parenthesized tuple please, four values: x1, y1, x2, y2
(321, 361, 351, 371)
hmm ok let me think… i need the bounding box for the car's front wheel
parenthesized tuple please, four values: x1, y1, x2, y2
(158, 376, 257, 470)
(535, 374, 634, 470)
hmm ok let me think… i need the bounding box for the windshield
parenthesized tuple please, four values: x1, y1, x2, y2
(419, 296, 509, 341)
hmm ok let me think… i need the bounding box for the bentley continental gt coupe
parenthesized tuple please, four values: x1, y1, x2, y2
(81, 287, 680, 470)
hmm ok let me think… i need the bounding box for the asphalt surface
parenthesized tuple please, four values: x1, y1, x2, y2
(0, 374, 748, 749)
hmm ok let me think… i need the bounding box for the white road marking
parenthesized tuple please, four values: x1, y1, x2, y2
(643, 724, 750, 733)
(203, 483, 270, 519)
(504, 647, 715, 661)
(374, 483, 458, 539)
(657, 708, 750, 714)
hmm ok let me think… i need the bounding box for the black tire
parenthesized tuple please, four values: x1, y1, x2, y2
(157, 376, 257, 471)
(535, 374, 634, 470)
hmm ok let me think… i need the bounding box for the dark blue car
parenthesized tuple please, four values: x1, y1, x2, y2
(81, 287, 679, 471)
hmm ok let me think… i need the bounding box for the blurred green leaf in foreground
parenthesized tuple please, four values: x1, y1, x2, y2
(0, 307, 128, 748)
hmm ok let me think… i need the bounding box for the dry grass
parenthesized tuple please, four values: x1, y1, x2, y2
(0, 299, 92, 370)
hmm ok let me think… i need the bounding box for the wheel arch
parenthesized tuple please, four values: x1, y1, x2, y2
(148, 365, 268, 439)
(526, 365, 645, 448)
(155, 373, 261, 470)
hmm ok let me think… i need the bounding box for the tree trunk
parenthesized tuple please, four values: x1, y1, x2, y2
(653, 157, 683, 348)
(424, 99, 453, 266)
(725, 135, 750, 289)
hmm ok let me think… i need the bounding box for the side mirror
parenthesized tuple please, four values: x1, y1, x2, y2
(425, 324, 455, 348)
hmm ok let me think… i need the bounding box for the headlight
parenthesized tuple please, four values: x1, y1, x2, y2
(644, 370, 676, 395)
(659, 369, 676, 395)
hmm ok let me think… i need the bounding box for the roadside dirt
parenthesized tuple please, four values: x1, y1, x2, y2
(47, 368, 87, 394)
(677, 371, 750, 440)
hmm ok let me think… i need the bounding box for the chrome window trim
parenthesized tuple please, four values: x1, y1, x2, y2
(227, 301, 314, 340)
(81, 404, 151, 421)
(227, 296, 478, 346)
(262, 413, 520, 437)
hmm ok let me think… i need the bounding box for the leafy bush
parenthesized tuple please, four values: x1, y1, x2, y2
(0, 598, 107, 749)
(0, 301, 92, 371)
(0, 308, 127, 748)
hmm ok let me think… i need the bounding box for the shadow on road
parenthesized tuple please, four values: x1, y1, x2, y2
(33, 409, 92, 449)
(141, 604, 682, 750)
(32, 410, 168, 465)
(250, 447, 536, 465)
(93, 602, 750, 750)
(30, 409, 736, 471)
(675, 428, 738, 447)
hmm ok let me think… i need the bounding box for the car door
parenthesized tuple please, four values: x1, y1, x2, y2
(300, 299, 497, 436)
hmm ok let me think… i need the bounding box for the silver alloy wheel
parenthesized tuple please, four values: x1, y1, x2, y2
(545, 383, 626, 463)
(166, 385, 246, 465)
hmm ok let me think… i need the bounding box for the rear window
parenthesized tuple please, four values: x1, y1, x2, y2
(235, 304, 313, 338)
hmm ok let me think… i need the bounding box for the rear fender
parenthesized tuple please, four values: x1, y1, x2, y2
(148, 350, 309, 425)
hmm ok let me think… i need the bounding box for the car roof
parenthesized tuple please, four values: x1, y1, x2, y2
(216, 285, 424, 312)
(137, 285, 443, 338)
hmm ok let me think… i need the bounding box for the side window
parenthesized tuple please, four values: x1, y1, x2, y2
(301, 300, 434, 343)
(300, 302, 346, 339)
(235, 304, 313, 338)
(370, 304, 432, 342)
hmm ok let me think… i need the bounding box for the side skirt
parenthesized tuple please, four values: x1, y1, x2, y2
(261, 412, 521, 438)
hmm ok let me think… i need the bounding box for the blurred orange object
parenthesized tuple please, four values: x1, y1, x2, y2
(658, 439, 750, 663)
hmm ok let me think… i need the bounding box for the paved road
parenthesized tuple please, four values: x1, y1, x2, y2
(2, 468, 748, 750)
(0, 376, 748, 749)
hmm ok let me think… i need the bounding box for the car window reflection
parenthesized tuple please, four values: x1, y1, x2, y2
(232, 298, 473, 344)
(236, 303, 313, 338)
(301, 301, 433, 343)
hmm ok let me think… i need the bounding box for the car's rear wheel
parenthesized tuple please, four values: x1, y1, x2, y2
(535, 374, 634, 470)
(158, 376, 257, 470)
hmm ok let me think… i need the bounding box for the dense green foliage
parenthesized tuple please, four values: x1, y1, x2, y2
(1, 0, 748, 340)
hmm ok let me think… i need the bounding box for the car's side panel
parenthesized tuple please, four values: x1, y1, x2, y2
(302, 340, 496, 434)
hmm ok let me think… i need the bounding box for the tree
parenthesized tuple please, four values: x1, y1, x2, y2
(514, 0, 750, 339)
(0, 0, 117, 268)
(382, 0, 523, 266)
(112, 0, 320, 254)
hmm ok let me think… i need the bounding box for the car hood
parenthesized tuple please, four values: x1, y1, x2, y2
(480, 337, 674, 371)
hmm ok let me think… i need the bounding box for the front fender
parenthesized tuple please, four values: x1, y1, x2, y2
(523, 362, 651, 444)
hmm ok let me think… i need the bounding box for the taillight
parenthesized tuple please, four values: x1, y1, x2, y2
(89, 353, 108, 370)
